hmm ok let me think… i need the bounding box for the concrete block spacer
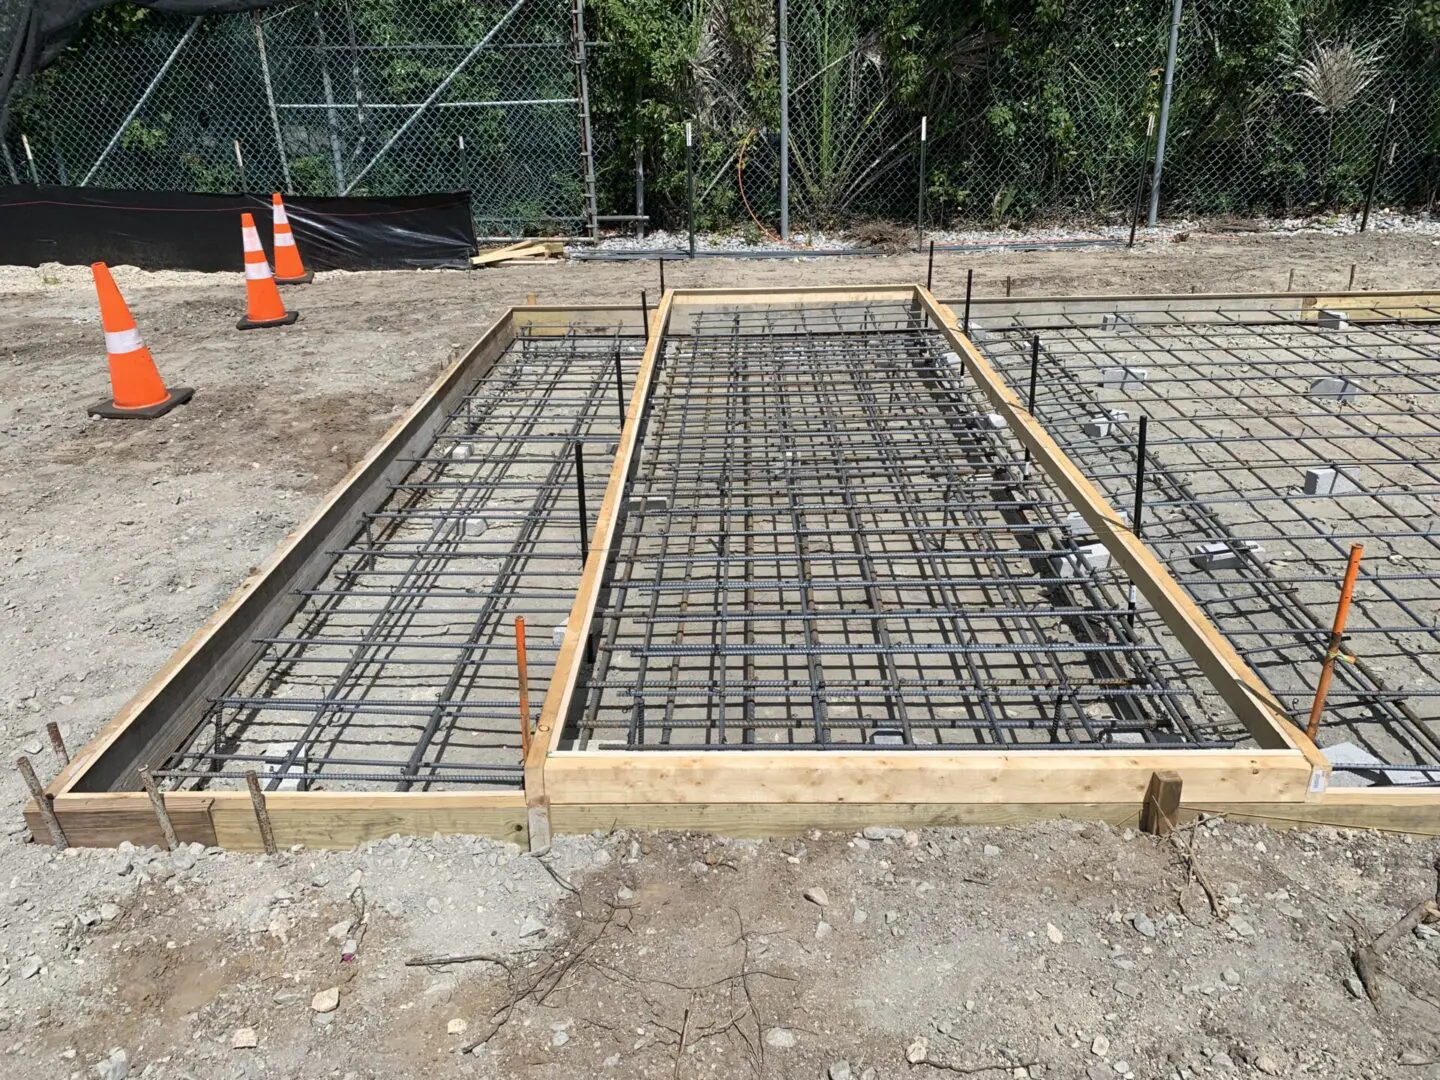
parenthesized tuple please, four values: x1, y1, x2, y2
(1303, 466, 1361, 496)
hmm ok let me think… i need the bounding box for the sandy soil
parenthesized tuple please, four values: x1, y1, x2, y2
(2, 231, 1440, 1078)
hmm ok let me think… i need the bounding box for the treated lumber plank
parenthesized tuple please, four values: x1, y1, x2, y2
(26, 793, 216, 848)
(205, 792, 528, 850)
(526, 291, 676, 839)
(549, 802, 1146, 836)
(1300, 293, 1440, 322)
(918, 286, 1331, 786)
(55, 317, 518, 797)
(1192, 788, 1440, 835)
(542, 750, 1311, 807)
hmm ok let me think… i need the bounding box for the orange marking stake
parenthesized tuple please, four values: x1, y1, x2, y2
(1306, 543, 1364, 740)
(516, 616, 532, 756)
(270, 193, 314, 285)
(237, 212, 299, 330)
(86, 262, 194, 419)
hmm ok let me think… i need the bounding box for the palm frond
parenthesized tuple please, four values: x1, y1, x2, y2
(1293, 40, 1381, 116)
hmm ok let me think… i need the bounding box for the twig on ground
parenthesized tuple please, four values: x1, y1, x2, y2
(1349, 856, 1440, 1008)
(1170, 827, 1221, 918)
(536, 854, 580, 895)
(404, 953, 513, 970)
(915, 1055, 1040, 1075)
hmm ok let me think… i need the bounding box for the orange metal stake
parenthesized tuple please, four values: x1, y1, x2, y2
(1306, 543, 1364, 740)
(516, 616, 531, 755)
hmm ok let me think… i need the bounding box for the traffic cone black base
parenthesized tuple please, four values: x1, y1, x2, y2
(237, 310, 300, 332)
(88, 386, 195, 420)
(275, 270, 315, 286)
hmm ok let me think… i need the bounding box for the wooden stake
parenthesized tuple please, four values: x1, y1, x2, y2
(45, 722, 69, 766)
(1348, 263, 1357, 290)
(17, 756, 67, 850)
(1139, 770, 1182, 837)
(517, 616, 532, 756)
(1287, 268, 1295, 291)
(1307, 543, 1364, 740)
(138, 766, 179, 851)
(245, 770, 279, 855)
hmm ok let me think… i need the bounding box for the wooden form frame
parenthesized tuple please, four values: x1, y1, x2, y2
(27, 288, 1440, 850)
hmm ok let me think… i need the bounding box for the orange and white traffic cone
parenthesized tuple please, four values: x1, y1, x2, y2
(238, 212, 299, 330)
(270, 193, 313, 285)
(87, 262, 193, 419)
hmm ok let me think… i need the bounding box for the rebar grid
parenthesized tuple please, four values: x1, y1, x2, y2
(975, 302, 1440, 784)
(157, 324, 643, 792)
(568, 300, 1240, 751)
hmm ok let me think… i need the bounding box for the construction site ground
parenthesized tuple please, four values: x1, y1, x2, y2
(2, 231, 1439, 1079)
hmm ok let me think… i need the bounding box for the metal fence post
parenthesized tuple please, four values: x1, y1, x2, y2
(1147, 0, 1183, 227)
(778, 0, 790, 241)
(686, 121, 696, 258)
(314, 10, 346, 193)
(80, 16, 203, 186)
(1, 140, 18, 184)
(572, 0, 601, 239)
(253, 12, 294, 195)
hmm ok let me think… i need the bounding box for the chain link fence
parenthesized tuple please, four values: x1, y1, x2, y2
(589, 0, 1440, 235)
(4, 0, 590, 237)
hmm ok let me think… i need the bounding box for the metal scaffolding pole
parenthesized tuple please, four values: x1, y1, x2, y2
(253, 12, 294, 195)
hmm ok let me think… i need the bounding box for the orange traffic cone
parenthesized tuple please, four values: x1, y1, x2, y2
(238, 212, 299, 330)
(270, 193, 313, 285)
(87, 262, 193, 419)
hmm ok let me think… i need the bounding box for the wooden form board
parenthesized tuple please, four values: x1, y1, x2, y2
(1299, 292, 1440, 322)
(28, 286, 1438, 850)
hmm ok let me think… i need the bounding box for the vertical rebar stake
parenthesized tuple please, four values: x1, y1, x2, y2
(1129, 415, 1149, 625)
(926, 240, 935, 291)
(516, 616, 532, 756)
(685, 121, 696, 259)
(574, 441, 589, 570)
(245, 770, 279, 855)
(641, 289, 650, 342)
(1306, 543, 1364, 740)
(1360, 98, 1396, 234)
(1130, 113, 1157, 249)
(658, 257, 665, 294)
(138, 766, 179, 852)
(962, 268, 973, 330)
(1024, 336, 1040, 466)
(45, 722, 69, 766)
(613, 345, 627, 424)
(916, 116, 928, 249)
(17, 756, 66, 850)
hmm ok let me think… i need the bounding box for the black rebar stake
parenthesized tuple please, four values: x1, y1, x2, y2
(1360, 98, 1396, 234)
(613, 347, 626, 424)
(659, 257, 665, 294)
(686, 126, 696, 259)
(641, 289, 650, 341)
(1129, 115, 1157, 250)
(962, 268, 973, 330)
(1128, 415, 1149, 625)
(1024, 335, 1040, 464)
(926, 240, 935, 291)
(574, 441, 589, 571)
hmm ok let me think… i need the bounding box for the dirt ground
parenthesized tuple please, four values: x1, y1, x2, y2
(2, 231, 1440, 1079)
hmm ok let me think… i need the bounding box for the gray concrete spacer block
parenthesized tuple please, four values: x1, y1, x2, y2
(1100, 366, 1148, 388)
(1189, 541, 1262, 571)
(623, 495, 669, 514)
(1052, 542, 1113, 578)
(1101, 313, 1136, 333)
(1303, 466, 1361, 496)
(1317, 308, 1350, 330)
(1307, 375, 1360, 402)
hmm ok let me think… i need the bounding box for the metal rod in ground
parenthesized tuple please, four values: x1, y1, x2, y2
(916, 116, 928, 248)
(574, 441, 589, 570)
(641, 289, 650, 341)
(20, 134, 38, 184)
(686, 121, 696, 259)
(1360, 98, 1396, 234)
(1129, 415, 1149, 625)
(1024, 335, 1040, 464)
(926, 240, 935, 291)
(138, 766, 179, 851)
(234, 140, 248, 190)
(778, 0, 790, 241)
(1348, 262, 1357, 290)
(1306, 543, 1364, 739)
(613, 344, 626, 423)
(1148, 0, 1183, 227)
(45, 722, 69, 766)
(962, 268, 973, 330)
(658, 257, 665, 294)
(244, 770, 279, 855)
(1130, 113, 1157, 249)
(16, 756, 66, 850)
(516, 616, 531, 756)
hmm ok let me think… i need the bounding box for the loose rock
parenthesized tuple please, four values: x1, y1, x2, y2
(764, 1028, 797, 1049)
(311, 987, 340, 1014)
(231, 1028, 258, 1050)
(804, 886, 830, 907)
(1092, 1035, 1111, 1057)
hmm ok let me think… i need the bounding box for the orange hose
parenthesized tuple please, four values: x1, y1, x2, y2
(737, 129, 785, 245)
(1305, 543, 1363, 740)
